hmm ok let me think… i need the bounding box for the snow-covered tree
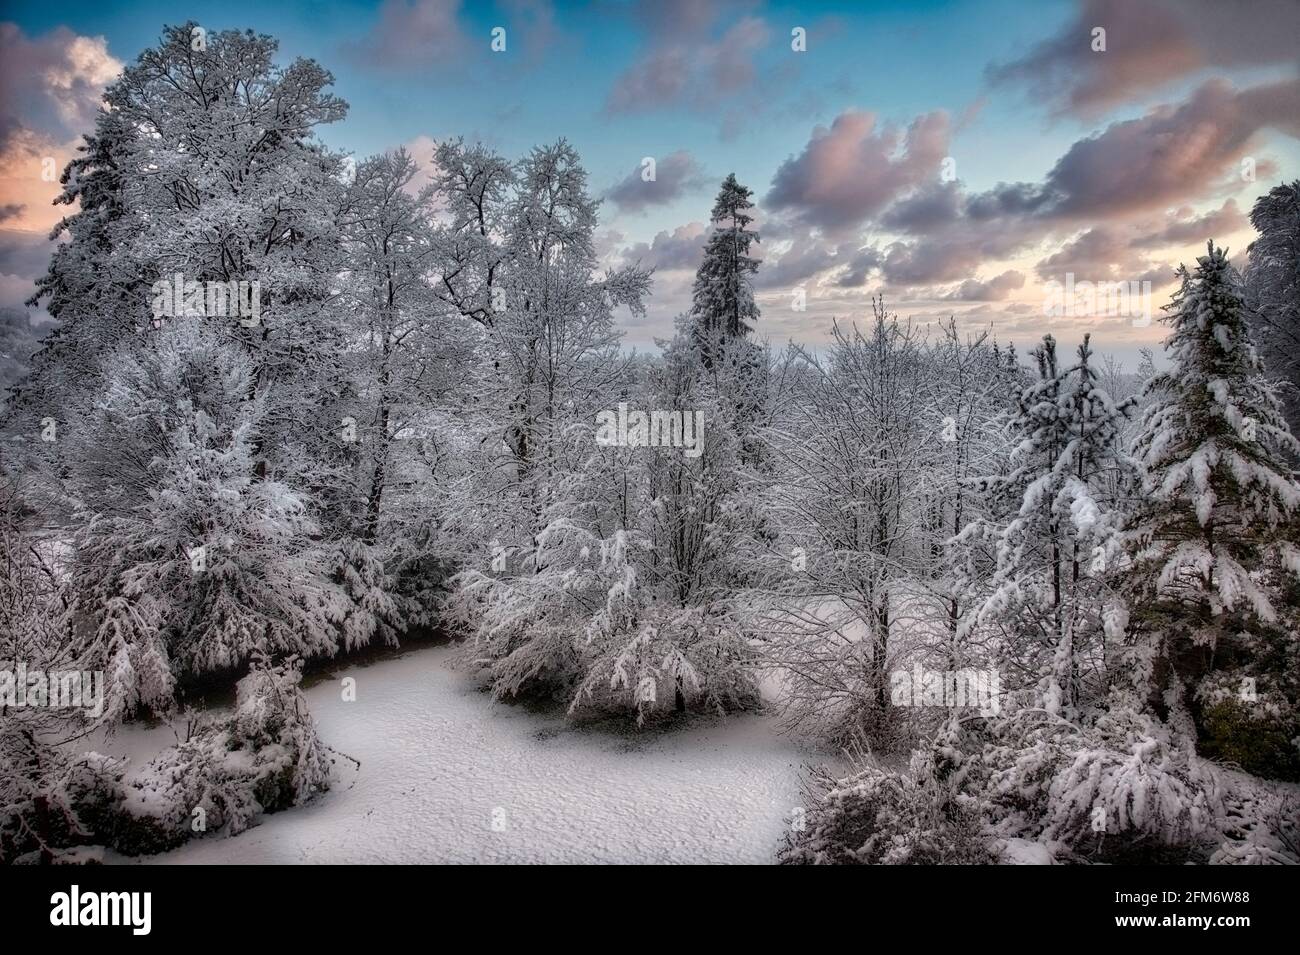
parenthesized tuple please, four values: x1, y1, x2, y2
(689, 173, 759, 357)
(428, 138, 514, 329)
(334, 147, 480, 633)
(7, 108, 137, 441)
(1122, 243, 1300, 776)
(919, 321, 1008, 653)
(438, 140, 658, 707)
(1244, 181, 1300, 438)
(62, 322, 357, 718)
(15, 24, 351, 482)
(961, 334, 1137, 718)
(753, 304, 935, 743)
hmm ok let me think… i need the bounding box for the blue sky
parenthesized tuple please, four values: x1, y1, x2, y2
(2, 0, 1298, 362)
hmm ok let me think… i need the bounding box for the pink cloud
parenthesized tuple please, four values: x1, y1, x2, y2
(766, 110, 950, 234)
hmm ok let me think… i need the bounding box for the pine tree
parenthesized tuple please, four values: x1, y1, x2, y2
(1244, 181, 1300, 437)
(690, 174, 760, 356)
(964, 334, 1136, 717)
(1122, 243, 1300, 772)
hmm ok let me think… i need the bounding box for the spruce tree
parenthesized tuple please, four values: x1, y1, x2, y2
(966, 335, 1136, 717)
(690, 174, 760, 356)
(1244, 181, 1300, 436)
(1123, 243, 1300, 773)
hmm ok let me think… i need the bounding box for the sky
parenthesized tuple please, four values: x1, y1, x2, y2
(1, 0, 1297, 365)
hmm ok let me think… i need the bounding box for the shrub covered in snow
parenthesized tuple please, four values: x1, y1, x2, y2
(975, 706, 1225, 862)
(783, 707, 1300, 865)
(781, 720, 995, 865)
(110, 656, 330, 854)
(450, 522, 759, 722)
(572, 603, 759, 724)
(1212, 788, 1300, 864)
(17, 657, 332, 860)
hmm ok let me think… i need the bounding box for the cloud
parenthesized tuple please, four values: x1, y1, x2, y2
(867, 78, 1297, 287)
(619, 222, 708, 271)
(880, 181, 963, 234)
(0, 228, 59, 309)
(987, 0, 1300, 116)
(748, 72, 1296, 302)
(766, 110, 950, 234)
(0, 26, 120, 234)
(606, 151, 706, 213)
(344, 0, 468, 72)
(959, 79, 1297, 227)
(0, 23, 120, 142)
(1132, 199, 1248, 248)
(708, 16, 769, 94)
(500, 0, 559, 61)
(1033, 226, 1173, 287)
(833, 245, 884, 288)
(1029, 199, 1249, 288)
(880, 233, 1022, 286)
(945, 270, 1026, 301)
(754, 239, 838, 290)
(751, 232, 883, 291)
(605, 5, 771, 115)
(1032, 79, 1300, 220)
(0, 228, 53, 277)
(0, 131, 73, 231)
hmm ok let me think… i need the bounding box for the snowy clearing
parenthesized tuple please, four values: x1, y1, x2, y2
(94, 645, 813, 864)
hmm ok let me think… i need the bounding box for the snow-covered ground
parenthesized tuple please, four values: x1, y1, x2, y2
(94, 645, 814, 864)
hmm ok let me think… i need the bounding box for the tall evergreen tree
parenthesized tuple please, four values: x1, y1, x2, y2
(963, 335, 1137, 717)
(1122, 243, 1300, 771)
(690, 174, 760, 355)
(1244, 181, 1300, 438)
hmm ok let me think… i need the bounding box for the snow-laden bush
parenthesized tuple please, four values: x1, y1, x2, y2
(977, 706, 1225, 862)
(1, 729, 89, 864)
(445, 520, 621, 702)
(62, 656, 331, 857)
(329, 539, 405, 653)
(781, 721, 994, 865)
(1212, 788, 1300, 864)
(783, 706, 1269, 865)
(572, 603, 759, 724)
(448, 521, 759, 722)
